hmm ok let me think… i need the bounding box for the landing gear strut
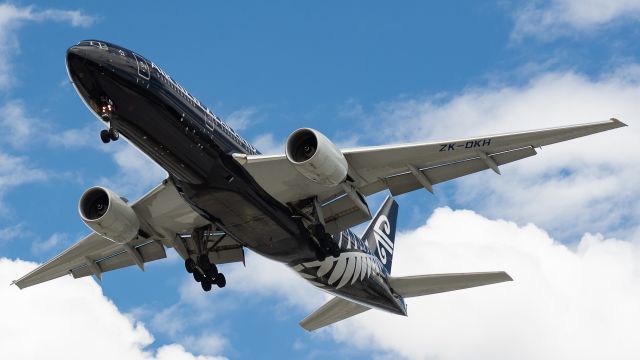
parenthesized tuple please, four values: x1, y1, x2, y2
(312, 224, 340, 261)
(98, 97, 119, 144)
(186, 227, 227, 292)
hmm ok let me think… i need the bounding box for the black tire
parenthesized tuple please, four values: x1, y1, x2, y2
(185, 258, 196, 274)
(197, 254, 211, 270)
(193, 270, 204, 283)
(201, 279, 212, 292)
(205, 264, 218, 279)
(109, 129, 119, 141)
(100, 129, 111, 143)
(215, 273, 226, 288)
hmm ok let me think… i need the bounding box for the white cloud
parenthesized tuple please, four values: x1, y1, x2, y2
(0, 152, 47, 213)
(225, 108, 257, 131)
(180, 333, 228, 357)
(224, 208, 640, 359)
(31, 232, 68, 255)
(0, 258, 226, 360)
(0, 223, 27, 245)
(353, 69, 639, 239)
(0, 4, 94, 90)
(321, 208, 640, 360)
(98, 144, 167, 198)
(252, 133, 283, 155)
(0, 100, 37, 148)
(513, 0, 640, 39)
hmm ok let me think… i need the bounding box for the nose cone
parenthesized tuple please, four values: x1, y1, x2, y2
(66, 42, 103, 66)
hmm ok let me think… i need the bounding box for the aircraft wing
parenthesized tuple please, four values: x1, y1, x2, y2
(236, 118, 626, 233)
(12, 179, 242, 289)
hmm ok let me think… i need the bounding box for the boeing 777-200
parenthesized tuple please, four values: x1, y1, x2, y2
(13, 40, 627, 331)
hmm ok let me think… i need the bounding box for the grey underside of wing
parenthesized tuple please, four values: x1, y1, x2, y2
(13, 233, 164, 289)
(13, 179, 222, 289)
(300, 296, 371, 332)
(388, 271, 513, 298)
(236, 118, 626, 232)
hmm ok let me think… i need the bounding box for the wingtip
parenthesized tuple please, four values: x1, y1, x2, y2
(610, 117, 628, 127)
(502, 272, 514, 282)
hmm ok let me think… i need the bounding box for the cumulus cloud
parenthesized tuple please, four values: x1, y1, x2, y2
(0, 3, 94, 90)
(148, 253, 318, 348)
(224, 108, 257, 131)
(98, 144, 167, 198)
(350, 69, 638, 240)
(0, 152, 47, 213)
(319, 207, 640, 360)
(251, 133, 283, 155)
(0, 100, 37, 148)
(31, 232, 69, 255)
(513, 0, 640, 39)
(223, 208, 640, 359)
(0, 258, 227, 360)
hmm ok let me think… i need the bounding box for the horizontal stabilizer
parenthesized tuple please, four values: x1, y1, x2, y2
(300, 296, 371, 332)
(389, 271, 512, 298)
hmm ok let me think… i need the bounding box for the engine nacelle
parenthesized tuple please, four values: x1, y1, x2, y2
(78, 186, 140, 244)
(285, 128, 348, 186)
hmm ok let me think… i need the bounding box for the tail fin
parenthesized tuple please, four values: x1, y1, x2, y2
(362, 195, 399, 274)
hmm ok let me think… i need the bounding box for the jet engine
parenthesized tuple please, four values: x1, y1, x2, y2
(285, 128, 348, 186)
(78, 186, 140, 243)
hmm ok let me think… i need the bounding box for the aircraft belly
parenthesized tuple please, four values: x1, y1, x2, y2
(76, 58, 314, 265)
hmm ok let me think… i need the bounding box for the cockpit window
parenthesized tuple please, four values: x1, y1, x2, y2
(77, 41, 108, 50)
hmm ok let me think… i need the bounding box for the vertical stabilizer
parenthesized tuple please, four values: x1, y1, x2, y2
(362, 196, 399, 274)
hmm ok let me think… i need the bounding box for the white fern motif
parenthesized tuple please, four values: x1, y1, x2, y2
(292, 252, 383, 289)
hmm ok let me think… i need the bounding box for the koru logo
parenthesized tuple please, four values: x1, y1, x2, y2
(373, 215, 393, 264)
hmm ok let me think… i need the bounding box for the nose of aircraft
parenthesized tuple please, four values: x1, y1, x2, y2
(67, 41, 103, 64)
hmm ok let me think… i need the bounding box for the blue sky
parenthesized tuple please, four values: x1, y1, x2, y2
(1, 1, 640, 359)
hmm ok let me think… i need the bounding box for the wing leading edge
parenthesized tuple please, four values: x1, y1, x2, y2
(13, 179, 231, 289)
(236, 118, 626, 233)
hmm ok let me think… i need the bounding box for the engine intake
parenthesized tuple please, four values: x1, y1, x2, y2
(285, 128, 348, 186)
(79, 186, 140, 243)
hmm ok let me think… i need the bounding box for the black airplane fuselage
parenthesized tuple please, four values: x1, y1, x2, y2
(66, 40, 406, 315)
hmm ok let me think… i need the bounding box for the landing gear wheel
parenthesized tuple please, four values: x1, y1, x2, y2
(205, 265, 218, 279)
(193, 270, 204, 283)
(100, 129, 111, 143)
(185, 259, 196, 274)
(197, 254, 211, 271)
(215, 273, 226, 288)
(109, 128, 119, 141)
(201, 278, 212, 292)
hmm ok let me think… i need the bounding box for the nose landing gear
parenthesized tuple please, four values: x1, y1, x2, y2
(97, 97, 119, 144)
(100, 128, 119, 143)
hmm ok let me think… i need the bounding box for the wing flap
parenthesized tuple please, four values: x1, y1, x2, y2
(383, 146, 537, 196)
(389, 271, 513, 298)
(300, 296, 371, 332)
(70, 240, 167, 279)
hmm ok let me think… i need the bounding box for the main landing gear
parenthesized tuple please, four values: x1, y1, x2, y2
(186, 227, 227, 292)
(312, 223, 340, 262)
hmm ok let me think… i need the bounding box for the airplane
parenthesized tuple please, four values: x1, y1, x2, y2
(13, 40, 626, 331)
